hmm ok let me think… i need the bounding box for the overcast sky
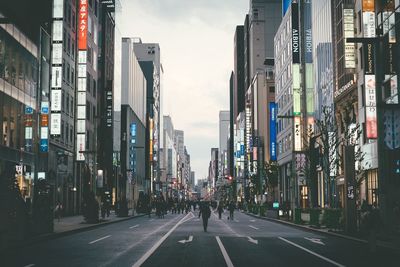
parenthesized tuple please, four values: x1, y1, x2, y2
(118, 0, 248, 181)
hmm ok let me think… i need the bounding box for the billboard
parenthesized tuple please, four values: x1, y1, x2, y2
(78, 0, 88, 50)
(304, 0, 312, 63)
(269, 102, 277, 161)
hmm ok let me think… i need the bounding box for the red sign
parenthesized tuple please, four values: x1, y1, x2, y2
(78, 0, 88, 50)
(41, 114, 49, 127)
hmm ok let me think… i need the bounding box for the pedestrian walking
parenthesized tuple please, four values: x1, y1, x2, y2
(54, 202, 63, 222)
(198, 201, 211, 232)
(228, 201, 235, 220)
(217, 202, 224, 219)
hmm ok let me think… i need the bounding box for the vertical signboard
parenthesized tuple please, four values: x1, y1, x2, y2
(294, 116, 302, 151)
(344, 9, 356, 68)
(363, 0, 377, 139)
(130, 123, 137, 174)
(40, 102, 49, 152)
(76, 0, 88, 161)
(50, 0, 64, 136)
(269, 102, 277, 161)
(25, 106, 33, 152)
(291, 2, 300, 64)
(304, 0, 314, 115)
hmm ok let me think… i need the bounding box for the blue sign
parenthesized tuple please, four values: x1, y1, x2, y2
(25, 106, 33, 114)
(40, 139, 48, 152)
(269, 102, 277, 161)
(41, 107, 49, 114)
(240, 144, 245, 156)
(130, 123, 137, 137)
(282, 0, 291, 16)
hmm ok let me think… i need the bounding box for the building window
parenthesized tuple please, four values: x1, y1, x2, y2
(269, 86, 275, 93)
(66, 94, 69, 114)
(367, 169, 378, 205)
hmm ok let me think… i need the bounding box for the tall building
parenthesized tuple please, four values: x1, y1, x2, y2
(274, 1, 313, 209)
(133, 41, 162, 194)
(311, 0, 334, 208)
(120, 37, 147, 208)
(161, 115, 177, 197)
(0, 0, 53, 240)
(234, 26, 245, 119)
(219, 111, 230, 178)
(209, 148, 219, 190)
(247, 0, 282, 79)
(48, 0, 77, 215)
(97, 1, 116, 204)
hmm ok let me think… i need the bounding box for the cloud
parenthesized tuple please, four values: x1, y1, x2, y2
(118, 0, 248, 179)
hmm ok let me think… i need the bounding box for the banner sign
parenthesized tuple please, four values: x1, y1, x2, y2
(78, 0, 88, 50)
(291, 2, 300, 64)
(269, 102, 277, 161)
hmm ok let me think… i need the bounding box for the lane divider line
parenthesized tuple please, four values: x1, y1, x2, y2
(89, 235, 111, 244)
(249, 225, 259, 230)
(278, 237, 345, 267)
(216, 236, 234, 267)
(129, 224, 140, 229)
(23, 264, 35, 267)
(132, 213, 191, 267)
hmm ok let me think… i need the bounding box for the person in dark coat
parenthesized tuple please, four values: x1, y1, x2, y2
(217, 202, 224, 219)
(228, 201, 235, 220)
(198, 201, 211, 232)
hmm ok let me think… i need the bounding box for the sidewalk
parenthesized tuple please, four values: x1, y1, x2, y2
(243, 211, 400, 251)
(54, 209, 135, 234)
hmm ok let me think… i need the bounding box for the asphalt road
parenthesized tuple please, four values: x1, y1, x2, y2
(2, 210, 398, 267)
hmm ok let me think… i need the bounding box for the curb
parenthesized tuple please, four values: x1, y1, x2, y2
(242, 211, 400, 251)
(1, 213, 149, 253)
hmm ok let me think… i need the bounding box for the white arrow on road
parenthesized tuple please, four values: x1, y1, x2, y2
(178, 235, 193, 244)
(247, 236, 258, 245)
(304, 237, 325, 245)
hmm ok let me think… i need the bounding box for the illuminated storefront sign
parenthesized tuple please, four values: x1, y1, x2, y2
(363, 1, 377, 139)
(25, 106, 33, 152)
(344, 9, 356, 68)
(365, 75, 377, 138)
(269, 102, 277, 161)
(40, 102, 49, 152)
(293, 64, 301, 115)
(130, 123, 137, 174)
(78, 0, 88, 50)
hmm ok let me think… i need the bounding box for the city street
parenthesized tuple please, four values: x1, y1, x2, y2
(3, 210, 398, 267)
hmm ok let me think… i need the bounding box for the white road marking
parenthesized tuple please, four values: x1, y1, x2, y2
(247, 236, 258, 245)
(304, 237, 325, 245)
(234, 219, 239, 222)
(129, 224, 139, 229)
(89, 235, 111, 244)
(250, 219, 256, 222)
(249, 225, 259, 230)
(216, 236, 234, 267)
(149, 219, 155, 222)
(132, 213, 191, 267)
(178, 235, 193, 244)
(24, 264, 35, 267)
(181, 212, 195, 224)
(278, 237, 345, 267)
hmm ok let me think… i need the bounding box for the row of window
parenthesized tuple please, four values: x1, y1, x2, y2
(0, 29, 38, 98)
